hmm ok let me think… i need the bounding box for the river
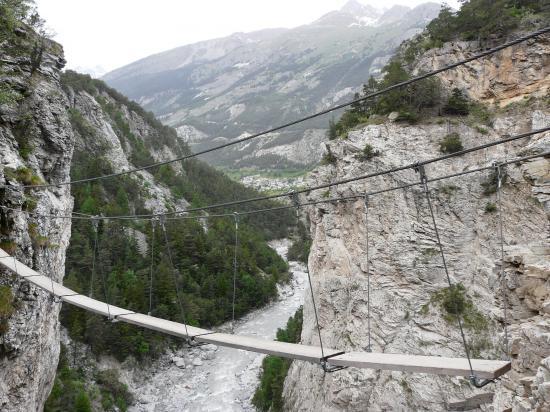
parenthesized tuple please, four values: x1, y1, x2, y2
(127, 239, 307, 412)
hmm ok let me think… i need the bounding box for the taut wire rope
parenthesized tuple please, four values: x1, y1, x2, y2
(496, 164, 510, 359)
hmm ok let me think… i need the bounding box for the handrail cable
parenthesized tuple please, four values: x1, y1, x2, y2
(2, 150, 548, 222)
(7, 127, 545, 222)
(1, 28, 547, 191)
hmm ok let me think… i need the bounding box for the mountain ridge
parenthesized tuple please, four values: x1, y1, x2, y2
(103, 2, 442, 171)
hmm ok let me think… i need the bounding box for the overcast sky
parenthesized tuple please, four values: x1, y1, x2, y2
(35, 0, 460, 75)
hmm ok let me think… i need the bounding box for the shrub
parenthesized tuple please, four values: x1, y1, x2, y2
(439, 133, 463, 154)
(356, 143, 380, 161)
(475, 125, 488, 135)
(469, 102, 492, 125)
(442, 88, 470, 116)
(96, 369, 134, 411)
(481, 169, 507, 196)
(430, 284, 489, 332)
(4, 166, 42, 185)
(395, 111, 419, 124)
(321, 150, 337, 166)
(485, 202, 497, 213)
(0, 286, 15, 334)
(0, 240, 17, 254)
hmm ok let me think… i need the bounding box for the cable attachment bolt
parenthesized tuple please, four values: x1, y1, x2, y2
(233, 212, 239, 228)
(469, 374, 495, 388)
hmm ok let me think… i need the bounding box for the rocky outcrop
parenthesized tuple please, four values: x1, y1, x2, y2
(283, 102, 549, 410)
(413, 33, 550, 107)
(0, 31, 75, 411)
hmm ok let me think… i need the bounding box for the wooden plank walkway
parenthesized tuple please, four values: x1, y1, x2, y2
(0, 248, 511, 378)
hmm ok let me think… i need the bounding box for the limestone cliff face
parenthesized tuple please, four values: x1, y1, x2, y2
(413, 33, 550, 107)
(0, 31, 75, 411)
(284, 38, 549, 411)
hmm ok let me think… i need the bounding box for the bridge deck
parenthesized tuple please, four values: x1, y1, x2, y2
(0, 248, 511, 378)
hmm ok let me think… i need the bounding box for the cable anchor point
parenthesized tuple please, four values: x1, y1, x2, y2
(469, 374, 495, 388)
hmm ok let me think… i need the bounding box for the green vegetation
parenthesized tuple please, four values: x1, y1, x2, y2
(429, 284, 489, 333)
(439, 184, 460, 198)
(355, 143, 380, 161)
(61, 72, 295, 362)
(485, 202, 497, 213)
(4, 166, 42, 185)
(442, 88, 469, 116)
(327, 0, 546, 138)
(0, 84, 21, 106)
(425, 0, 547, 45)
(45, 345, 133, 412)
(439, 133, 463, 154)
(287, 221, 311, 264)
(321, 148, 337, 165)
(481, 168, 507, 196)
(0, 286, 15, 335)
(252, 307, 303, 412)
(330, 62, 442, 136)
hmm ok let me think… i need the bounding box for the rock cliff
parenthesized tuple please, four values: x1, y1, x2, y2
(284, 37, 549, 411)
(0, 30, 74, 411)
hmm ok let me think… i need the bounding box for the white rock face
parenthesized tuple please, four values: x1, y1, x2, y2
(413, 34, 550, 107)
(283, 107, 549, 411)
(0, 35, 75, 411)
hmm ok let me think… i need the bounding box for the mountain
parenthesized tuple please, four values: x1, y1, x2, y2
(0, 18, 293, 411)
(103, 2, 442, 171)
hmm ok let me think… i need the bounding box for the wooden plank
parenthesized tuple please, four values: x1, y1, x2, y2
(116, 313, 210, 338)
(328, 352, 511, 379)
(0, 248, 512, 378)
(196, 332, 343, 362)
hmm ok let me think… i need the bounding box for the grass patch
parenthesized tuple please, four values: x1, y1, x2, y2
(321, 150, 337, 166)
(429, 284, 489, 333)
(439, 185, 459, 197)
(4, 166, 42, 185)
(0, 240, 17, 254)
(468, 103, 492, 126)
(439, 133, 463, 154)
(0, 286, 15, 335)
(484, 202, 497, 213)
(474, 125, 489, 135)
(420, 247, 439, 264)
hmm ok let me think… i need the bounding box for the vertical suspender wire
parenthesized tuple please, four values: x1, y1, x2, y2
(89, 217, 99, 299)
(231, 213, 239, 333)
(364, 195, 372, 352)
(496, 165, 510, 359)
(160, 217, 190, 341)
(291, 194, 326, 362)
(148, 218, 156, 316)
(96, 218, 112, 320)
(416, 165, 476, 380)
(306, 263, 325, 363)
(45, 227, 56, 299)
